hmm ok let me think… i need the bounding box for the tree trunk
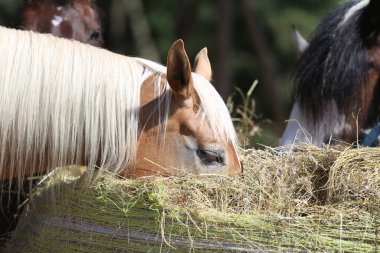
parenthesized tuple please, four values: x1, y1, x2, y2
(238, 0, 285, 127)
(215, 0, 232, 100)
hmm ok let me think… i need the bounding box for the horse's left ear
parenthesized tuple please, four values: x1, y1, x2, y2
(167, 39, 193, 98)
(194, 47, 212, 81)
(361, 0, 380, 41)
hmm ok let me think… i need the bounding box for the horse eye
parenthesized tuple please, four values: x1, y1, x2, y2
(196, 149, 225, 166)
(89, 29, 101, 40)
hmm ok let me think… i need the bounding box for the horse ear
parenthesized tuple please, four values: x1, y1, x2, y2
(292, 25, 309, 54)
(194, 47, 212, 81)
(167, 39, 193, 98)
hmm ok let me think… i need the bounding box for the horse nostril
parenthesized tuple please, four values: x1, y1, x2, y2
(90, 29, 101, 40)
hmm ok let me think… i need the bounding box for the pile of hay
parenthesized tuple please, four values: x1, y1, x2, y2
(9, 145, 380, 252)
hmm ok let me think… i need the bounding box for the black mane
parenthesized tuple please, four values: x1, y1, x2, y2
(295, 0, 372, 113)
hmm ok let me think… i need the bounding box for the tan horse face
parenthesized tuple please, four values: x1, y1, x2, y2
(22, 0, 103, 47)
(125, 40, 241, 178)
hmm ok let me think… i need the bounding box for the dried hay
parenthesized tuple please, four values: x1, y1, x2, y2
(9, 145, 380, 252)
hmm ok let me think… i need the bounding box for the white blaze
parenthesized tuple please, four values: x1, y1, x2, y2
(51, 15, 63, 27)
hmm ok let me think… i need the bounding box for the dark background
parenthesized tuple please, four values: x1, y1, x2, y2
(0, 0, 340, 147)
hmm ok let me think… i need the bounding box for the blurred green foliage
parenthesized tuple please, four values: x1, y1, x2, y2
(0, 0, 341, 147)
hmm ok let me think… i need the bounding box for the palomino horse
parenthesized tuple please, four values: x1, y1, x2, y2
(0, 26, 240, 181)
(0, 26, 240, 251)
(22, 0, 103, 47)
(280, 0, 380, 147)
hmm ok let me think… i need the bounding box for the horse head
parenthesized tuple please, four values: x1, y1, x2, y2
(22, 0, 103, 46)
(126, 40, 241, 177)
(280, 0, 380, 147)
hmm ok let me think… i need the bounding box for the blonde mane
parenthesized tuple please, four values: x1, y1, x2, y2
(0, 26, 236, 181)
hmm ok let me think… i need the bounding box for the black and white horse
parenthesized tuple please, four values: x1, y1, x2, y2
(281, 0, 380, 147)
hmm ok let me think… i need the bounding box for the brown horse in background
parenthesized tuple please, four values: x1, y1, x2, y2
(22, 0, 103, 46)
